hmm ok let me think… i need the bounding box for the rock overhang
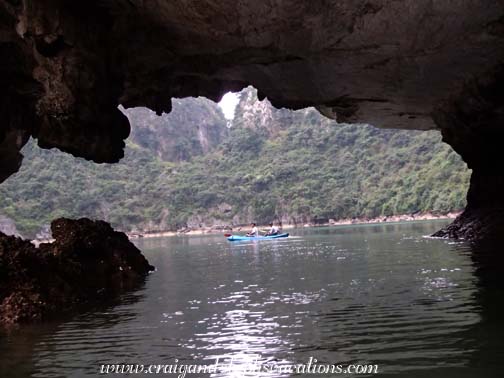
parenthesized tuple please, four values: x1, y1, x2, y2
(1, 1, 504, 240)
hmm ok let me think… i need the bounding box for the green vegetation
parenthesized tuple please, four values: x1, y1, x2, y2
(0, 88, 470, 237)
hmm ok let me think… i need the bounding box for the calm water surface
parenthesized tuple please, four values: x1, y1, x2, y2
(2, 221, 504, 377)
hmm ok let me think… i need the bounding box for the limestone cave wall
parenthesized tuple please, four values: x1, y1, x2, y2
(1, 0, 504, 239)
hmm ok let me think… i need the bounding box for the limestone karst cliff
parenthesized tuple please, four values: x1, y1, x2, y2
(0, 214, 20, 237)
(122, 97, 228, 162)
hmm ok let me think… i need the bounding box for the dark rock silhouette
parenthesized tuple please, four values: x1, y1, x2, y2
(0, 218, 154, 326)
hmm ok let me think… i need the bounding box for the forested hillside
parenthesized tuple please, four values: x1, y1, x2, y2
(0, 88, 470, 238)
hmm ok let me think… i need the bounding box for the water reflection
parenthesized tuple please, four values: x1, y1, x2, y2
(0, 283, 148, 378)
(2, 221, 504, 377)
(458, 241, 504, 373)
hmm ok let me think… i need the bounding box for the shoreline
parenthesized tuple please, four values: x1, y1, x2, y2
(127, 211, 461, 239)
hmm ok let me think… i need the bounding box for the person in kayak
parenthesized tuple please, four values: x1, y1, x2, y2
(246, 223, 259, 237)
(264, 222, 279, 236)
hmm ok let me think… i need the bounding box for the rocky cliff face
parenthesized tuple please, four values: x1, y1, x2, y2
(233, 86, 307, 137)
(122, 97, 228, 162)
(233, 86, 327, 135)
(1, 1, 504, 240)
(0, 214, 20, 237)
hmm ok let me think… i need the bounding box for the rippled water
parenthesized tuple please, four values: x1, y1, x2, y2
(2, 221, 504, 377)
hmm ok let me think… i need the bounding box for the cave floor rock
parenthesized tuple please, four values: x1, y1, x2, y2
(0, 218, 154, 326)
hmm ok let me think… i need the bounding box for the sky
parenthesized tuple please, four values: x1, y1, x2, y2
(218, 92, 240, 120)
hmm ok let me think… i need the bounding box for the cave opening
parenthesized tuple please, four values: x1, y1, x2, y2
(0, 85, 471, 241)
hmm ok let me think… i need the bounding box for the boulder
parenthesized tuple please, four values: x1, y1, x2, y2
(0, 218, 154, 326)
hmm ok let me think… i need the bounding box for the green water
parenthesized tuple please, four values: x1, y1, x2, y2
(1, 220, 504, 377)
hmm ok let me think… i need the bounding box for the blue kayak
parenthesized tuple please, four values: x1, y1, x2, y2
(227, 233, 289, 242)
